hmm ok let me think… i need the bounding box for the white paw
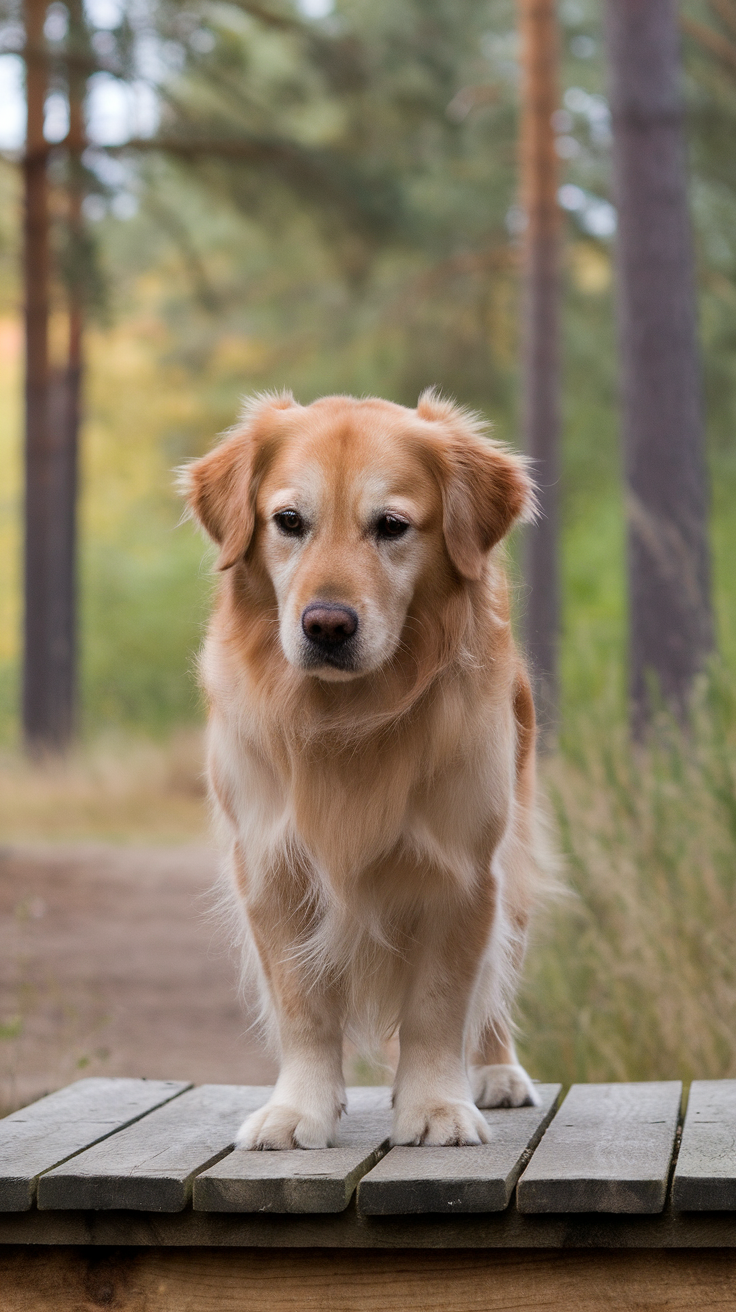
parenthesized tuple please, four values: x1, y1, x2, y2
(235, 1099, 340, 1150)
(471, 1063, 540, 1109)
(392, 1099, 490, 1146)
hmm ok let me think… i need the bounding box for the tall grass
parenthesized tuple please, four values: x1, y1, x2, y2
(519, 670, 736, 1085)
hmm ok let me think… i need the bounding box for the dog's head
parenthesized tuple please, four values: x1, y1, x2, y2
(181, 390, 535, 682)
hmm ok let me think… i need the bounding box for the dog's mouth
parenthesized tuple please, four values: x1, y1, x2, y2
(299, 640, 361, 677)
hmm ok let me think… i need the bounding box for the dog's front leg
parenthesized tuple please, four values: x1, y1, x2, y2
(391, 884, 493, 1147)
(235, 908, 345, 1150)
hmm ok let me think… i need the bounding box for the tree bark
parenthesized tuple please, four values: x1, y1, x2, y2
(22, 0, 53, 753)
(22, 0, 85, 751)
(604, 0, 714, 735)
(45, 0, 86, 746)
(518, 0, 561, 741)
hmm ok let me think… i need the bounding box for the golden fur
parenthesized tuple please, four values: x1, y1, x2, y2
(182, 389, 545, 1148)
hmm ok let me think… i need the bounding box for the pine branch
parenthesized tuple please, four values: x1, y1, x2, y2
(103, 133, 399, 238)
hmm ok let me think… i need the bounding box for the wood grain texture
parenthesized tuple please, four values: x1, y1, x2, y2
(357, 1084, 561, 1214)
(37, 1086, 272, 1213)
(517, 1082, 682, 1214)
(0, 1078, 189, 1212)
(673, 1080, 736, 1211)
(194, 1087, 392, 1214)
(1, 1246, 735, 1312)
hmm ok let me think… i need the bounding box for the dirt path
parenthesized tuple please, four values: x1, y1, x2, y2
(0, 845, 277, 1113)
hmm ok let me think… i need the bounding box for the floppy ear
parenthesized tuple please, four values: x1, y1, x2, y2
(417, 390, 536, 581)
(181, 432, 258, 570)
(179, 391, 293, 570)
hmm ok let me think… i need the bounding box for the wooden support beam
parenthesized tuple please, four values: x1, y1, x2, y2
(1, 1246, 735, 1312)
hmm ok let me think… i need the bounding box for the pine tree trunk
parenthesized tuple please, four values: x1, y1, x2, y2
(518, 0, 561, 741)
(22, 0, 53, 752)
(45, 341, 78, 746)
(23, 0, 84, 751)
(45, 0, 86, 746)
(604, 0, 714, 734)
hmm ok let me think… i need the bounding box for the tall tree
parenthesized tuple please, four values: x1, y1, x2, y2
(517, 0, 561, 739)
(22, 0, 54, 753)
(604, 0, 714, 734)
(21, 0, 86, 751)
(45, 0, 86, 747)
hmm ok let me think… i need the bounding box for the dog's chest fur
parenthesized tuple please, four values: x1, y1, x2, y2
(209, 673, 512, 909)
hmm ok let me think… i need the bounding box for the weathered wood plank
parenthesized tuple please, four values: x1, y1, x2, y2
(357, 1084, 561, 1215)
(37, 1086, 272, 1212)
(2, 1245, 736, 1312)
(193, 1087, 392, 1214)
(517, 1081, 682, 1214)
(0, 1078, 189, 1212)
(673, 1079, 736, 1211)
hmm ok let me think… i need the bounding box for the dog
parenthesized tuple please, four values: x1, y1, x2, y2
(181, 388, 545, 1148)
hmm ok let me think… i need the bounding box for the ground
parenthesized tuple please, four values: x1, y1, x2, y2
(0, 844, 278, 1114)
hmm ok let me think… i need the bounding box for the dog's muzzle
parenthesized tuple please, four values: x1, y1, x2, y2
(301, 602, 359, 670)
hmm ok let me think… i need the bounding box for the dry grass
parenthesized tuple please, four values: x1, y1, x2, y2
(518, 672, 736, 1086)
(0, 729, 208, 844)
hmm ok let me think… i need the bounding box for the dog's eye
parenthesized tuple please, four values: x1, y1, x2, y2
(275, 509, 304, 536)
(376, 513, 410, 540)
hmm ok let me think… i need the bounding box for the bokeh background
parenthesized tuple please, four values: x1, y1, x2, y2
(1, 0, 735, 1110)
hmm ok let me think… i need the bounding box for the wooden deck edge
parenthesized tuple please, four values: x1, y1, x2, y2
(1, 1200, 736, 1249)
(1, 1245, 736, 1312)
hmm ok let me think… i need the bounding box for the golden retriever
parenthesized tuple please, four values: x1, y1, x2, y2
(182, 389, 545, 1148)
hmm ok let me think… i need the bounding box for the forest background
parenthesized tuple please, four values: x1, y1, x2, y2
(1, 0, 736, 1089)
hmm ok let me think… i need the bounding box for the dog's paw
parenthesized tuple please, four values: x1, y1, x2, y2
(235, 1100, 340, 1150)
(470, 1063, 540, 1109)
(391, 1099, 490, 1146)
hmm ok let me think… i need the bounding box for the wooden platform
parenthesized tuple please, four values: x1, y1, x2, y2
(2, 1077, 735, 1311)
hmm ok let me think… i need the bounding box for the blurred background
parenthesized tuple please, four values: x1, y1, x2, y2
(0, 0, 735, 1112)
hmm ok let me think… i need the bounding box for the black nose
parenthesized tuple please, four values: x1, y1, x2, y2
(302, 602, 359, 647)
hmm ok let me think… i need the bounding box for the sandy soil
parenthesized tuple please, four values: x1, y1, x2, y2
(0, 845, 278, 1113)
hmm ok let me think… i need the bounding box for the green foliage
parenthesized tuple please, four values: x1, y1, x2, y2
(81, 528, 212, 733)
